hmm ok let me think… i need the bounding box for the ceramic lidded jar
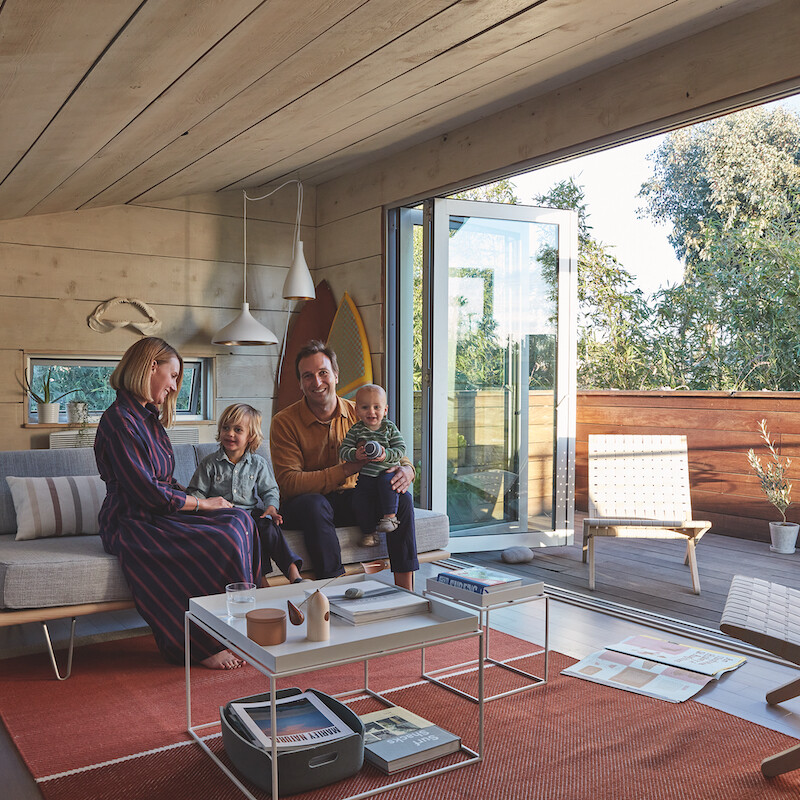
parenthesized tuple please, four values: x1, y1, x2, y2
(246, 608, 287, 645)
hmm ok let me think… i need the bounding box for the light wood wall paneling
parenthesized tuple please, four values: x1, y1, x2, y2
(91, 0, 458, 208)
(31, 0, 363, 217)
(1, 0, 265, 220)
(0, 350, 25, 405)
(316, 208, 382, 269)
(315, 255, 382, 306)
(0, 203, 310, 272)
(316, 0, 800, 226)
(215, 354, 277, 399)
(0, 0, 141, 186)
(0, 297, 289, 354)
(136, 185, 317, 228)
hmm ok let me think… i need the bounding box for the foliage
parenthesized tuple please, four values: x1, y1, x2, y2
(531, 177, 657, 389)
(18, 367, 77, 405)
(748, 419, 793, 522)
(638, 107, 800, 268)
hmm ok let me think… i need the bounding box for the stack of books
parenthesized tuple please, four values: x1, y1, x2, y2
(309, 580, 430, 625)
(435, 566, 522, 595)
(360, 706, 461, 774)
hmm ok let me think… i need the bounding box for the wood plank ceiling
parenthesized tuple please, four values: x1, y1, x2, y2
(0, 0, 774, 221)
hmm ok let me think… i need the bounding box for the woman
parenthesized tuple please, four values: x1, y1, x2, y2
(95, 337, 261, 669)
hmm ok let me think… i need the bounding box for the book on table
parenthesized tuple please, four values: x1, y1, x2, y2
(435, 566, 522, 594)
(561, 634, 746, 703)
(359, 706, 461, 774)
(229, 691, 354, 750)
(307, 580, 430, 625)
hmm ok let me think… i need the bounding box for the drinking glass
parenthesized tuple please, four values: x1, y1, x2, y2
(226, 581, 256, 618)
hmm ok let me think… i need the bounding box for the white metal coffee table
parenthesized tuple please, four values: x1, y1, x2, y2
(185, 573, 484, 800)
(423, 578, 549, 702)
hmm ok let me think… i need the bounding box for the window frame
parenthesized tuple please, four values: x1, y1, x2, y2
(24, 354, 213, 424)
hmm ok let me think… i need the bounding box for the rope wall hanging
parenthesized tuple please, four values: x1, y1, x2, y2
(87, 297, 162, 335)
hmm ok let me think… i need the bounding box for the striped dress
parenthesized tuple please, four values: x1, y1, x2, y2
(95, 390, 261, 663)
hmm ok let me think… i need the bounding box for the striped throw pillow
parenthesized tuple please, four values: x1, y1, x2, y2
(6, 475, 106, 541)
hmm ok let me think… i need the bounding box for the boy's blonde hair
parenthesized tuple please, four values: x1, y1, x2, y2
(110, 337, 183, 428)
(217, 403, 264, 452)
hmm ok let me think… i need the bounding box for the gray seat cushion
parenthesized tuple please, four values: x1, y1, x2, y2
(0, 533, 131, 608)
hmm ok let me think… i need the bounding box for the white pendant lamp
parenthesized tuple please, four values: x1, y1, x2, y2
(212, 191, 279, 346)
(283, 240, 315, 300)
(282, 180, 315, 301)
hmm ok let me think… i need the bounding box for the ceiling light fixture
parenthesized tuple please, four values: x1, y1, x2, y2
(212, 180, 315, 346)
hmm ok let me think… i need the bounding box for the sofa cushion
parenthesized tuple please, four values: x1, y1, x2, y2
(0, 533, 132, 609)
(265, 509, 450, 577)
(0, 448, 99, 535)
(7, 475, 105, 540)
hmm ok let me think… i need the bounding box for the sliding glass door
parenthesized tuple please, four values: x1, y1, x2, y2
(389, 198, 577, 551)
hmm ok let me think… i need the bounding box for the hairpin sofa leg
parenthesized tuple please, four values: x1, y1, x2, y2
(41, 618, 76, 681)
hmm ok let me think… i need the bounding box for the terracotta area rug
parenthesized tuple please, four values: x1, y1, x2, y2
(1, 632, 798, 800)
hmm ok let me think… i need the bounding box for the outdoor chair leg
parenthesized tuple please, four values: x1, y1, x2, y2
(767, 676, 800, 706)
(41, 617, 76, 681)
(685, 538, 700, 594)
(762, 742, 800, 778)
(581, 520, 589, 564)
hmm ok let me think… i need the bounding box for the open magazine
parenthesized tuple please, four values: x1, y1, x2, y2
(562, 634, 746, 703)
(229, 692, 354, 750)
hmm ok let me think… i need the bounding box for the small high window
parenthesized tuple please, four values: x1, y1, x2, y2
(25, 356, 211, 423)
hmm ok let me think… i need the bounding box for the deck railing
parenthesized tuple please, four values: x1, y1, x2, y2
(575, 390, 800, 542)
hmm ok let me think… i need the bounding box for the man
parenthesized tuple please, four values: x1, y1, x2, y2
(270, 340, 418, 590)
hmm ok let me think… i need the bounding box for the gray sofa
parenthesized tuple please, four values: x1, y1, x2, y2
(0, 443, 449, 676)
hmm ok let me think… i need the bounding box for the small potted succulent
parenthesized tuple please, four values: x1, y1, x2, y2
(17, 368, 75, 424)
(747, 418, 798, 554)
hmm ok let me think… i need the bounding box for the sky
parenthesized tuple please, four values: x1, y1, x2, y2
(511, 94, 800, 298)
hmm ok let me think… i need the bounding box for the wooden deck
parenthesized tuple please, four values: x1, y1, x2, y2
(462, 519, 799, 631)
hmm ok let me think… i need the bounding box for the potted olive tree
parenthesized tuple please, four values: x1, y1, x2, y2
(748, 419, 799, 554)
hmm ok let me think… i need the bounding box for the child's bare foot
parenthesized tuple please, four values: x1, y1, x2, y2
(201, 649, 243, 670)
(360, 533, 379, 547)
(376, 515, 399, 533)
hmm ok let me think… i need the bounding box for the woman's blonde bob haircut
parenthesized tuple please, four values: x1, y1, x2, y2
(216, 403, 264, 453)
(110, 337, 183, 428)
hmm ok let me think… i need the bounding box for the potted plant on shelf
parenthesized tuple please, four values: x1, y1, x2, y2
(17, 368, 75, 424)
(747, 418, 799, 554)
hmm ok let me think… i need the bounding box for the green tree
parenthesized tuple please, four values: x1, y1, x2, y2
(640, 106, 800, 389)
(532, 178, 655, 389)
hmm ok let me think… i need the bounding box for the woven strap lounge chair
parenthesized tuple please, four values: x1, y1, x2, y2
(582, 434, 711, 594)
(721, 575, 800, 778)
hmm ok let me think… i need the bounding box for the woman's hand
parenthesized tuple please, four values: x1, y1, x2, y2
(201, 496, 233, 510)
(386, 464, 414, 493)
(262, 505, 284, 525)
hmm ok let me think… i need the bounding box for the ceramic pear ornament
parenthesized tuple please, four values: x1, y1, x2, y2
(287, 600, 305, 626)
(306, 589, 330, 641)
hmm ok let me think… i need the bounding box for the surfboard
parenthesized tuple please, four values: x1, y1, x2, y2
(326, 291, 372, 399)
(274, 280, 337, 412)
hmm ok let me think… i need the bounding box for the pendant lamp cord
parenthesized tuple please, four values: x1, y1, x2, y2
(243, 179, 304, 382)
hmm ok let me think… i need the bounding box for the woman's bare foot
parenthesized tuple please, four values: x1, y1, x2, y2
(200, 649, 243, 670)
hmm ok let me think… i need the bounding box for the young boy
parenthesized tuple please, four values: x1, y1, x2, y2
(339, 384, 409, 547)
(189, 403, 305, 583)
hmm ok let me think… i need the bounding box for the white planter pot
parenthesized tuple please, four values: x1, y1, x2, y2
(37, 402, 60, 424)
(66, 400, 89, 424)
(769, 521, 799, 554)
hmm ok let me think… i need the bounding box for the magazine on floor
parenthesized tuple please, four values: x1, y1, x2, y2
(561, 634, 746, 703)
(307, 581, 429, 625)
(360, 706, 461, 773)
(229, 692, 354, 750)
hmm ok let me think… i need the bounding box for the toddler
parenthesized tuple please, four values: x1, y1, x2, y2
(339, 384, 409, 547)
(189, 403, 304, 583)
